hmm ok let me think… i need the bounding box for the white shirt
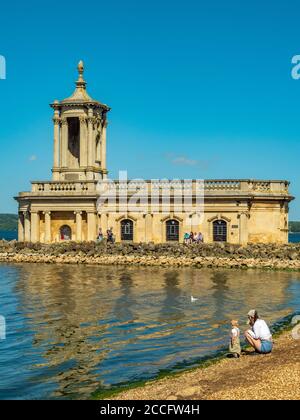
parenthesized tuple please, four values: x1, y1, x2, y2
(231, 327, 240, 338)
(252, 319, 272, 341)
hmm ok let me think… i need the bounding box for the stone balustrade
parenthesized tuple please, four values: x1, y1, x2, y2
(26, 179, 290, 197)
(31, 181, 96, 194)
(101, 179, 290, 195)
(205, 180, 241, 191)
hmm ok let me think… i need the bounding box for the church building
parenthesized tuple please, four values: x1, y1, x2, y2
(15, 62, 294, 244)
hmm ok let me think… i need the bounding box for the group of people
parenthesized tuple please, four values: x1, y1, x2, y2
(184, 232, 204, 244)
(96, 228, 115, 243)
(229, 309, 273, 358)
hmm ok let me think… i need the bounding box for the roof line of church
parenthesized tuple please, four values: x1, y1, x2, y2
(50, 60, 110, 111)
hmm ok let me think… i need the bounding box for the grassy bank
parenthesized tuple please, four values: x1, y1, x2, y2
(92, 313, 299, 400)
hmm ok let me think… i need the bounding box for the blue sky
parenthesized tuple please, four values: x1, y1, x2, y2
(0, 0, 300, 218)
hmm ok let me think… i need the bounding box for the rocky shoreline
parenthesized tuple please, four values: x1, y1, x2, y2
(1, 240, 300, 270)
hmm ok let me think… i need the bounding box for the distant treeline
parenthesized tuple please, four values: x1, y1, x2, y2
(0, 214, 300, 233)
(289, 221, 300, 233)
(0, 214, 18, 231)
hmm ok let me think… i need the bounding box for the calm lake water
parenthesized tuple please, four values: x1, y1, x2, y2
(0, 263, 300, 400)
(0, 231, 17, 241)
(289, 232, 300, 243)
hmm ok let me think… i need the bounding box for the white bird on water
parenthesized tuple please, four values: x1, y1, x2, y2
(191, 296, 198, 302)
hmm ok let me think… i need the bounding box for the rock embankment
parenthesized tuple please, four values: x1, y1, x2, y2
(0, 240, 300, 270)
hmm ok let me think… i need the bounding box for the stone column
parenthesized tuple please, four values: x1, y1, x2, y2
(87, 212, 96, 241)
(18, 213, 25, 242)
(31, 212, 40, 243)
(239, 212, 249, 245)
(97, 213, 101, 234)
(284, 204, 289, 244)
(61, 118, 68, 168)
(44, 211, 52, 243)
(24, 211, 31, 242)
(101, 119, 107, 177)
(145, 213, 153, 243)
(59, 119, 62, 171)
(79, 116, 87, 168)
(106, 213, 115, 239)
(280, 202, 289, 244)
(52, 111, 60, 180)
(100, 212, 108, 237)
(87, 108, 94, 180)
(75, 211, 82, 241)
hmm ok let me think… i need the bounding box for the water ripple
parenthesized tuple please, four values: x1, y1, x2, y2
(0, 263, 299, 399)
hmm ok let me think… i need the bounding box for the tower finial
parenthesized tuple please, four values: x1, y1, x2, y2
(76, 60, 86, 88)
(78, 60, 84, 75)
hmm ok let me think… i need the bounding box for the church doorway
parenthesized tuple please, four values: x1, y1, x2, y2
(60, 225, 72, 241)
(213, 220, 227, 242)
(166, 219, 179, 241)
(121, 219, 134, 241)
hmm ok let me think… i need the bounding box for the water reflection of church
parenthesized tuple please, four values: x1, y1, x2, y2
(16, 265, 292, 398)
(16, 62, 294, 244)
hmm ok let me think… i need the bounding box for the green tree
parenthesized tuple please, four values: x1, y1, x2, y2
(0, 214, 18, 231)
(289, 221, 300, 233)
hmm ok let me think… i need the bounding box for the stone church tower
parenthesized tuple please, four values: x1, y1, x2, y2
(51, 60, 110, 182)
(15, 61, 294, 244)
(16, 61, 111, 243)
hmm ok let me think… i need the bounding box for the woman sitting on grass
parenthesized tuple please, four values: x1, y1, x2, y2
(244, 309, 273, 354)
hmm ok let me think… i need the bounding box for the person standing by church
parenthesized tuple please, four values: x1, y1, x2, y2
(97, 228, 103, 242)
(197, 232, 204, 243)
(184, 232, 190, 244)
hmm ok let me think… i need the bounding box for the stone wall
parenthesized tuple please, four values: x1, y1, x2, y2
(1, 240, 300, 270)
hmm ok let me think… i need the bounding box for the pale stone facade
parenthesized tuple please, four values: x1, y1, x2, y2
(16, 62, 294, 245)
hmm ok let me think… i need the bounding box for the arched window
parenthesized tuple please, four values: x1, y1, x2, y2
(213, 220, 227, 242)
(121, 219, 134, 241)
(166, 219, 179, 241)
(60, 225, 72, 241)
